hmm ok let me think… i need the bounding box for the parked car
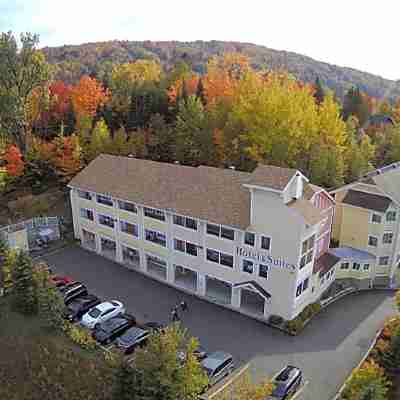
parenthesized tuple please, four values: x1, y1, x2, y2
(81, 300, 125, 329)
(63, 294, 101, 322)
(62, 283, 88, 305)
(50, 275, 74, 288)
(58, 281, 79, 294)
(92, 314, 136, 345)
(268, 365, 302, 400)
(201, 351, 234, 387)
(116, 326, 151, 354)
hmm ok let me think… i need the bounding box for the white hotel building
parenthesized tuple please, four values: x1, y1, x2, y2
(69, 154, 336, 322)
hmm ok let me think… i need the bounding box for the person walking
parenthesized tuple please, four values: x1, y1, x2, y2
(171, 306, 180, 322)
(180, 300, 188, 312)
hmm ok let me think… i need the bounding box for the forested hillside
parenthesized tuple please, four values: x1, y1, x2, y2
(43, 40, 400, 100)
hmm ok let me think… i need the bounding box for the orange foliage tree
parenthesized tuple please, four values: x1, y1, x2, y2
(4, 145, 25, 177)
(52, 134, 82, 180)
(49, 81, 73, 119)
(71, 76, 109, 122)
(168, 74, 199, 103)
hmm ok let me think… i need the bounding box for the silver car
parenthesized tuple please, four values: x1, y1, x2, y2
(201, 351, 234, 387)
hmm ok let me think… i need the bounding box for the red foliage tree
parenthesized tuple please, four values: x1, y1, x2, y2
(4, 145, 25, 177)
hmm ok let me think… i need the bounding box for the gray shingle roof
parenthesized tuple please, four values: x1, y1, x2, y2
(342, 189, 392, 213)
(246, 165, 298, 191)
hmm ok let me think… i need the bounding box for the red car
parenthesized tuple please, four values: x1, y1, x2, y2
(50, 275, 74, 287)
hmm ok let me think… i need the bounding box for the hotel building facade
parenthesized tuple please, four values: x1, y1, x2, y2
(69, 154, 336, 322)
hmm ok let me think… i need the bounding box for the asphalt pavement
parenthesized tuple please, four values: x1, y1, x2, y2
(42, 245, 397, 400)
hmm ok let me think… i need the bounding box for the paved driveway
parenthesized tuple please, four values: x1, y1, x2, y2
(42, 246, 397, 400)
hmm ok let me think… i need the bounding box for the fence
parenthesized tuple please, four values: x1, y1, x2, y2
(0, 216, 61, 248)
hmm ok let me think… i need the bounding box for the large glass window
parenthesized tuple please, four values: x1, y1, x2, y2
(173, 215, 197, 230)
(120, 221, 139, 237)
(206, 223, 234, 240)
(118, 200, 137, 213)
(206, 249, 233, 268)
(122, 245, 140, 265)
(97, 194, 113, 207)
(379, 256, 389, 266)
(244, 232, 255, 246)
(80, 208, 94, 221)
(98, 214, 115, 228)
(383, 233, 393, 244)
(145, 229, 166, 247)
(144, 207, 165, 221)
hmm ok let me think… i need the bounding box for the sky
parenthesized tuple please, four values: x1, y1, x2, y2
(0, 0, 398, 80)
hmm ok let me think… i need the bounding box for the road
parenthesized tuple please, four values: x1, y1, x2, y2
(42, 245, 397, 400)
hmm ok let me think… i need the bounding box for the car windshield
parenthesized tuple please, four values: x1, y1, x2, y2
(88, 307, 102, 318)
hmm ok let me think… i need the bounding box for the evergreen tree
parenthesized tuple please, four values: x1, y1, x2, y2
(112, 361, 138, 400)
(342, 87, 370, 126)
(147, 114, 176, 162)
(12, 251, 37, 315)
(109, 126, 129, 156)
(86, 118, 112, 161)
(313, 77, 325, 105)
(1, 249, 16, 295)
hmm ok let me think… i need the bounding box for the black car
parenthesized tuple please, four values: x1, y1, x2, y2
(269, 366, 302, 399)
(63, 283, 88, 305)
(63, 294, 101, 322)
(92, 314, 136, 345)
(115, 326, 151, 354)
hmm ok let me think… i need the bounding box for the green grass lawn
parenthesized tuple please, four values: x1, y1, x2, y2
(0, 298, 115, 400)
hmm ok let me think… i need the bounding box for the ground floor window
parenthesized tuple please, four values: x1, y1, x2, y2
(146, 254, 167, 280)
(82, 229, 96, 250)
(122, 245, 140, 266)
(100, 237, 116, 259)
(174, 265, 197, 291)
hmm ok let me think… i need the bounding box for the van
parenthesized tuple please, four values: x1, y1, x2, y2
(269, 365, 302, 399)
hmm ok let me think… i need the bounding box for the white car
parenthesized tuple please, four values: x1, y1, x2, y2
(81, 300, 125, 329)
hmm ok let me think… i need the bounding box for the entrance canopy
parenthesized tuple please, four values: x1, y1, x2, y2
(233, 281, 271, 300)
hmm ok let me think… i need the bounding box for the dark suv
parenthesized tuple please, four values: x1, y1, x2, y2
(63, 294, 101, 322)
(61, 282, 88, 305)
(268, 365, 302, 399)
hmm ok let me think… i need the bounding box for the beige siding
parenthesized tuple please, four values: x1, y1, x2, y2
(340, 205, 370, 249)
(332, 190, 347, 242)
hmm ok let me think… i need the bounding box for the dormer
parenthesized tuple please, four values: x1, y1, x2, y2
(282, 172, 309, 204)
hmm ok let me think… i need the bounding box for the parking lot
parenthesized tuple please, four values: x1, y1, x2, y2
(42, 245, 397, 400)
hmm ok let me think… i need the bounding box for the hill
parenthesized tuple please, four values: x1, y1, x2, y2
(43, 40, 400, 101)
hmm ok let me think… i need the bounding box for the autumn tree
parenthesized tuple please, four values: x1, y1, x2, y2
(0, 32, 51, 154)
(4, 144, 25, 177)
(85, 119, 112, 162)
(313, 76, 325, 105)
(52, 133, 82, 181)
(342, 87, 371, 126)
(147, 113, 176, 162)
(71, 75, 109, 124)
(122, 324, 208, 400)
(108, 126, 129, 156)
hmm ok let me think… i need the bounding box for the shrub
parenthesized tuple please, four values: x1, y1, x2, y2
(341, 359, 390, 400)
(1, 249, 17, 295)
(395, 290, 400, 313)
(379, 328, 400, 372)
(381, 316, 400, 341)
(64, 322, 97, 351)
(268, 314, 284, 326)
(285, 318, 303, 335)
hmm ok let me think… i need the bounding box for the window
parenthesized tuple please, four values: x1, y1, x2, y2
(244, 232, 255, 247)
(98, 214, 114, 228)
(364, 264, 370, 270)
(206, 224, 234, 240)
(185, 218, 197, 230)
(206, 249, 233, 268)
(118, 201, 137, 213)
(206, 249, 219, 263)
(368, 236, 378, 247)
(207, 224, 220, 237)
(97, 195, 113, 207)
(352, 262, 361, 271)
(220, 253, 234, 267)
(383, 233, 393, 244)
(341, 262, 349, 270)
(120, 221, 139, 237)
(243, 260, 254, 274)
(122, 246, 140, 265)
(173, 215, 197, 230)
(186, 242, 198, 256)
(296, 277, 310, 297)
(80, 208, 94, 221)
(386, 211, 397, 222)
(379, 256, 389, 266)
(174, 239, 185, 252)
(371, 213, 382, 223)
(78, 190, 92, 200)
(261, 236, 271, 251)
(145, 229, 166, 247)
(300, 235, 315, 269)
(221, 227, 235, 241)
(259, 264, 269, 279)
(174, 239, 198, 256)
(144, 207, 165, 221)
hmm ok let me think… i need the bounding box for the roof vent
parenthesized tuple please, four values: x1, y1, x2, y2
(228, 166, 235, 170)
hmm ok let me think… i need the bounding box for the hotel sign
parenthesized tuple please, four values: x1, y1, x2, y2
(236, 247, 296, 272)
